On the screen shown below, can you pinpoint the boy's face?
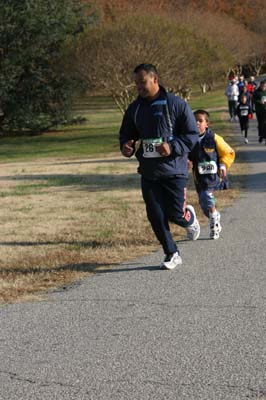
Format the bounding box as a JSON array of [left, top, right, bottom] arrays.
[[195, 113, 208, 135]]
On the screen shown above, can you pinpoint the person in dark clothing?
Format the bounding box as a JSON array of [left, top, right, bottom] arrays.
[[238, 86, 251, 108], [189, 110, 235, 240], [237, 75, 246, 94], [236, 94, 253, 143], [247, 76, 257, 112], [119, 63, 200, 270], [253, 80, 266, 144]]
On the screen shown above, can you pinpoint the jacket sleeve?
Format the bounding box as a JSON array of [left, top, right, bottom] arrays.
[[214, 133, 235, 170], [170, 100, 199, 156], [224, 86, 230, 96], [119, 107, 140, 152]]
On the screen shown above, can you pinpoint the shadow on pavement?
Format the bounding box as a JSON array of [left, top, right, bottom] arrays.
[[96, 265, 161, 273], [235, 147, 266, 164]]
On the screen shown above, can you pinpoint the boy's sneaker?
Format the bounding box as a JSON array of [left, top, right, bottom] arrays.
[[160, 252, 182, 270], [244, 138, 248, 144], [186, 205, 200, 240], [209, 211, 222, 240]]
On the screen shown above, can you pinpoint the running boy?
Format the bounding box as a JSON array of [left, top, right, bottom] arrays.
[[189, 110, 235, 239], [236, 93, 253, 144]]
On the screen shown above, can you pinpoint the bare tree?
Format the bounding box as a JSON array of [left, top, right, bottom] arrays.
[[65, 13, 233, 111]]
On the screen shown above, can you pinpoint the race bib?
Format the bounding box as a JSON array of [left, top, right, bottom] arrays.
[[142, 138, 163, 158], [198, 161, 218, 175], [240, 110, 248, 116]]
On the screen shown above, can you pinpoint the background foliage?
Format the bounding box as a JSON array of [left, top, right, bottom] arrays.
[[0, 0, 265, 132], [0, 0, 94, 132]]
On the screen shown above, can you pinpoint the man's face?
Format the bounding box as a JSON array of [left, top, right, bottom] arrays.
[[261, 83, 266, 91], [134, 70, 159, 99]]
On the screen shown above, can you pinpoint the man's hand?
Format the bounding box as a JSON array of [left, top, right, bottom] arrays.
[[156, 142, 171, 157], [122, 140, 135, 157]]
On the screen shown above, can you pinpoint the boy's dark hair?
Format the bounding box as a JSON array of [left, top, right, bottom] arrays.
[[240, 93, 247, 101], [194, 109, 210, 122], [134, 63, 158, 76]]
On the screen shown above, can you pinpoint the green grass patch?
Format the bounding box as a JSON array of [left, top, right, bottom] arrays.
[[0, 175, 92, 197], [188, 88, 232, 142], [0, 91, 229, 163], [0, 96, 122, 163], [189, 88, 227, 110]]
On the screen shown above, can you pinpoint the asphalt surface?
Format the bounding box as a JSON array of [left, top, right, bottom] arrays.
[[1, 119, 266, 400]]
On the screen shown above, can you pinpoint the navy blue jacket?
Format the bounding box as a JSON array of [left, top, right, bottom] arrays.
[[119, 86, 198, 179], [189, 128, 220, 191]]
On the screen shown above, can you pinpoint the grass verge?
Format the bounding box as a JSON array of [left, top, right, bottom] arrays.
[[0, 91, 248, 304]]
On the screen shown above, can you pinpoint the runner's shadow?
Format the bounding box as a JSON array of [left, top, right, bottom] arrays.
[[96, 265, 161, 273], [0, 262, 119, 275], [234, 147, 266, 164]]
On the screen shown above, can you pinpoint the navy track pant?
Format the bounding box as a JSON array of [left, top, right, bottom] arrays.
[[141, 176, 193, 255]]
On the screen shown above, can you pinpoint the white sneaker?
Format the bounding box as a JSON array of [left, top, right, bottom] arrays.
[[244, 138, 248, 144], [186, 205, 200, 240], [160, 252, 182, 270], [209, 211, 222, 240]]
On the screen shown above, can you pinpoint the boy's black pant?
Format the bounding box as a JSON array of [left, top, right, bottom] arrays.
[[141, 176, 192, 255], [239, 116, 249, 137]]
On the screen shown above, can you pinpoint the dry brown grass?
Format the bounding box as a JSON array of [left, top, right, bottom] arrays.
[[0, 145, 247, 304]]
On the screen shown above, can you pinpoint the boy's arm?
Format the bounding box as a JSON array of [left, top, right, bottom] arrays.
[[214, 133, 235, 173]]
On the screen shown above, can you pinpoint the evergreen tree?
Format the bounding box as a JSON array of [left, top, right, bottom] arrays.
[[0, 0, 94, 132]]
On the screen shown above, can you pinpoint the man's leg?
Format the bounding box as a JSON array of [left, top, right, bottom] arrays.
[[162, 177, 200, 240], [257, 112, 263, 141], [141, 177, 178, 256]]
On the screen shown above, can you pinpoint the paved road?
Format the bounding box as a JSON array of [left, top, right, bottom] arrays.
[[1, 120, 266, 400]]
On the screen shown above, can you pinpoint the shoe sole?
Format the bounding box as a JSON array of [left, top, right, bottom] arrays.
[[186, 205, 200, 241], [210, 234, 220, 240], [160, 265, 181, 270], [186, 219, 200, 240], [160, 260, 182, 270], [190, 220, 200, 241]]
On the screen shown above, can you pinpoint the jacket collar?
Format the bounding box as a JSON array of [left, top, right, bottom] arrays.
[[137, 85, 168, 104]]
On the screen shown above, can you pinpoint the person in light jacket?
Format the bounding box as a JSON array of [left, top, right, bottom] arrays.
[[224, 79, 239, 121]]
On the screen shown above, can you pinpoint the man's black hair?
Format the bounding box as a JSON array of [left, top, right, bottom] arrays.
[[134, 63, 158, 75]]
